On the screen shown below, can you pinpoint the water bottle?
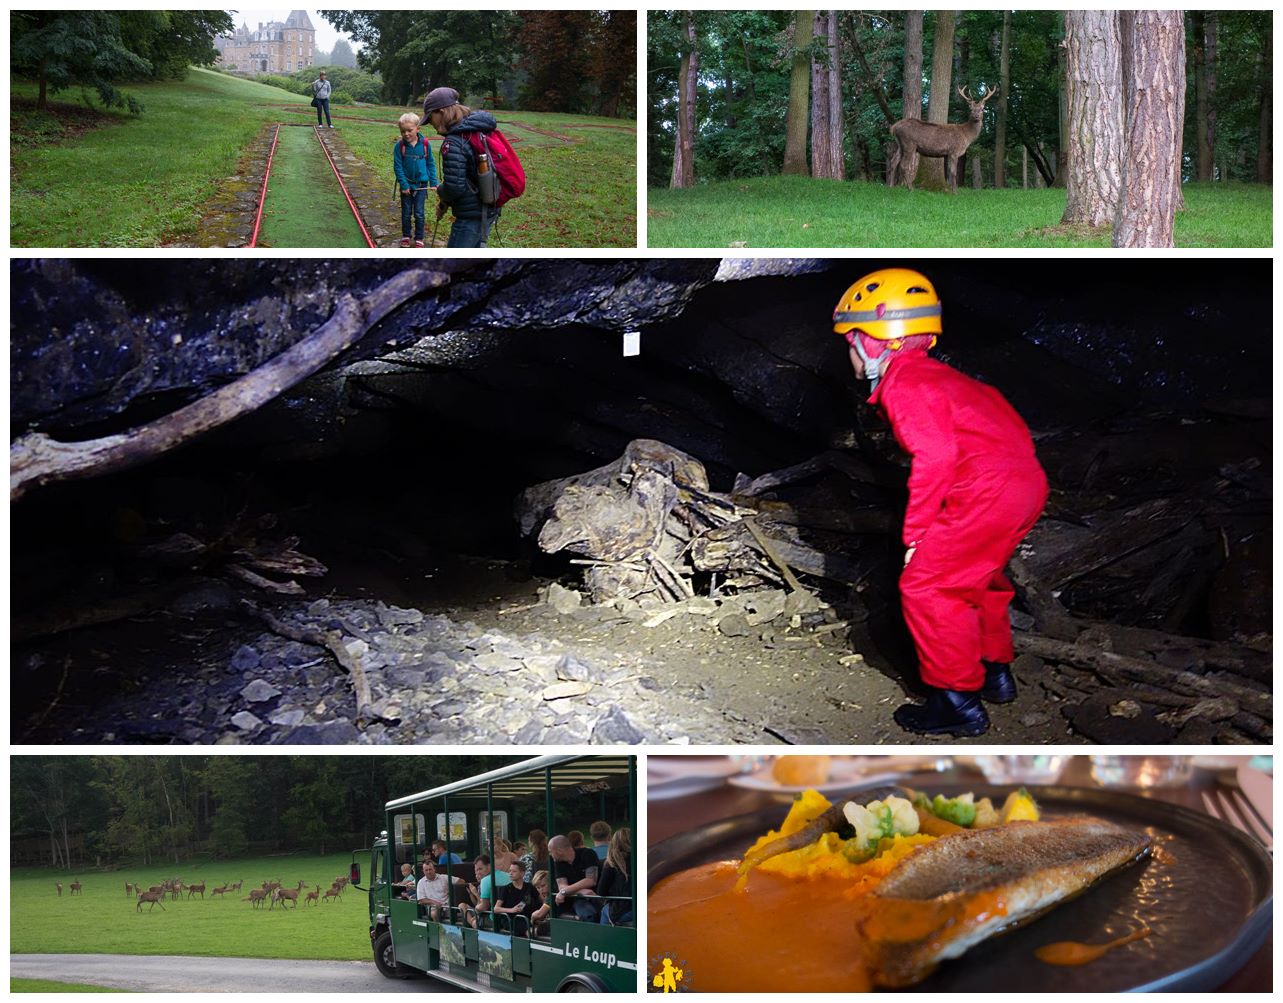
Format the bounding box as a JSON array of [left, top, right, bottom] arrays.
[[476, 151, 499, 206]]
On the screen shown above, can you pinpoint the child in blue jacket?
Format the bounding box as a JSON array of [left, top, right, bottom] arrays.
[[394, 113, 439, 247]]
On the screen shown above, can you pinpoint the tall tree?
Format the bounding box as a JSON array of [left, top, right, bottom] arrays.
[[591, 11, 637, 118], [1060, 11, 1124, 226], [1195, 12, 1218, 181], [670, 13, 698, 188], [810, 11, 844, 179], [1114, 11, 1186, 247], [1259, 19, 1272, 183], [898, 11, 924, 185], [993, 11, 1010, 186], [11, 12, 152, 113], [328, 38, 357, 69], [782, 10, 816, 174], [915, 10, 957, 190]]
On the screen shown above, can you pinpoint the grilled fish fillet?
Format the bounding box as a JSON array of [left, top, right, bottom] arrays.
[[861, 817, 1152, 987]]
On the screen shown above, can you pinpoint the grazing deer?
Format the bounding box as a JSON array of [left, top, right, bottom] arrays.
[[303, 888, 320, 906], [69, 880, 83, 895], [888, 85, 1000, 193], [137, 889, 167, 912], [245, 888, 269, 908], [211, 884, 229, 898], [187, 882, 206, 899], [56, 882, 62, 897]]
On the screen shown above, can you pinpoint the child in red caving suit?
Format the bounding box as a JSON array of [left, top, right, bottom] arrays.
[[832, 267, 1049, 737]]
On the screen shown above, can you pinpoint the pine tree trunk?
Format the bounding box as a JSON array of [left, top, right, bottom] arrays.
[[1052, 38, 1070, 186], [1194, 13, 1210, 181], [1061, 11, 1124, 226], [1022, 144, 1028, 188], [783, 10, 816, 175], [1114, 11, 1185, 247], [994, 12, 1010, 187], [1258, 20, 1272, 183], [670, 15, 697, 189], [971, 156, 982, 188], [808, 11, 843, 180], [899, 11, 924, 185], [37, 58, 48, 113], [1202, 14, 1217, 180], [915, 10, 956, 191]]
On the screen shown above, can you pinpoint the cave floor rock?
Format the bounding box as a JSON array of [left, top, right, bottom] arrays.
[[14, 557, 1091, 746]]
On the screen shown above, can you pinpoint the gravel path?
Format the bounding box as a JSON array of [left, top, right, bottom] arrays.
[[9, 953, 464, 993]]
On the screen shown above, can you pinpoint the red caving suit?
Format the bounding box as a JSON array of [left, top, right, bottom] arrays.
[[868, 352, 1048, 691]]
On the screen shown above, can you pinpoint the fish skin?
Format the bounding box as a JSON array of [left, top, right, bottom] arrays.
[[863, 817, 1152, 986]]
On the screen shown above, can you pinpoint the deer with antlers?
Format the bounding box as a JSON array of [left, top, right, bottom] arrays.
[[888, 84, 999, 193]]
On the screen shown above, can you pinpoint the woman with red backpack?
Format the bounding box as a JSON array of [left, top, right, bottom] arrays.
[[422, 86, 525, 248]]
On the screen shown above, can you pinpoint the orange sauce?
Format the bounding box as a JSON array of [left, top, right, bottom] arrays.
[[648, 860, 873, 991], [1035, 926, 1152, 966]]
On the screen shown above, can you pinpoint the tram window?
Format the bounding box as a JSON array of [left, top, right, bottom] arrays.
[[478, 811, 510, 848], [436, 812, 467, 854], [393, 813, 426, 864]]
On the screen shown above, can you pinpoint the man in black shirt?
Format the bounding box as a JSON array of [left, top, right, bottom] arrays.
[[494, 861, 543, 936], [548, 833, 600, 921]]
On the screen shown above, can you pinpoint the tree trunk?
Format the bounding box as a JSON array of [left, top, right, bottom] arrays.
[[1022, 144, 1028, 188], [1193, 12, 1209, 181], [971, 155, 982, 188], [1114, 11, 1186, 248], [915, 10, 956, 191], [1060, 11, 1124, 227], [899, 11, 924, 185], [810, 11, 844, 179], [670, 14, 697, 189], [1052, 37, 1070, 186], [783, 10, 816, 175], [1259, 19, 1272, 183], [37, 59, 48, 113], [994, 12, 1010, 187], [1203, 13, 1217, 180]]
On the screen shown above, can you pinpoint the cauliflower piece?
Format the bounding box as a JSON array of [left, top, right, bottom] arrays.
[[842, 795, 919, 861]]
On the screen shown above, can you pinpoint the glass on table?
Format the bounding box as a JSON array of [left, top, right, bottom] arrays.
[[973, 754, 1070, 784], [1090, 755, 1193, 789]]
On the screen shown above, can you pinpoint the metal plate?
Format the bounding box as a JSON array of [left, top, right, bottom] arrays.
[[648, 783, 1272, 992]]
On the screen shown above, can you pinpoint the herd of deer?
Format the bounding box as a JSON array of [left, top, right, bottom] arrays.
[[61, 875, 354, 912]]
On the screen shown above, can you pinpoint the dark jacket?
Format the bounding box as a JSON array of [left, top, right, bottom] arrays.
[[438, 111, 497, 220], [393, 134, 438, 190]]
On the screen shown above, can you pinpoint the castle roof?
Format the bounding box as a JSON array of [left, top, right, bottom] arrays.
[[285, 10, 314, 30]]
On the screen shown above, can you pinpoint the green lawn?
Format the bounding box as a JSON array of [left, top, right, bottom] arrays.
[[257, 125, 369, 248], [11, 69, 638, 248], [12, 979, 123, 993], [647, 176, 1272, 248], [322, 105, 638, 248], [11, 68, 309, 247], [11, 854, 368, 961]]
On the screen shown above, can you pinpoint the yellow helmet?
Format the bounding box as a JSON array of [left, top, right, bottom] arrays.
[[832, 268, 941, 347]]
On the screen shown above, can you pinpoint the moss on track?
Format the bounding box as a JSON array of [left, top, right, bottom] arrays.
[[255, 125, 369, 248]]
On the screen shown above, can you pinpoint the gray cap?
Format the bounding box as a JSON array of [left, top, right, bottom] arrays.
[[422, 87, 459, 115]]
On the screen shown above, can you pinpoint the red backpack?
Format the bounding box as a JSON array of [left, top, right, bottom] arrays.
[[466, 129, 526, 207]]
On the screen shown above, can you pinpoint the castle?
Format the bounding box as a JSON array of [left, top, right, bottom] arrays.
[[215, 11, 316, 75]]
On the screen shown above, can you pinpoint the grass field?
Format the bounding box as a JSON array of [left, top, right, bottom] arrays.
[[258, 125, 368, 248], [11, 68, 309, 246], [11, 68, 638, 247], [11, 854, 368, 961], [12, 979, 122, 992], [647, 176, 1272, 248]]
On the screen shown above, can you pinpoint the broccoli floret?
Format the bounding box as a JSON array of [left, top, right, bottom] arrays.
[[930, 793, 978, 827]]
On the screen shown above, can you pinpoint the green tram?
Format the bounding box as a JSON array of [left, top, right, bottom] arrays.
[[350, 755, 637, 992]]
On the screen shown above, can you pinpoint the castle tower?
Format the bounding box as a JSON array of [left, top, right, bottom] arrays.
[[214, 10, 317, 75]]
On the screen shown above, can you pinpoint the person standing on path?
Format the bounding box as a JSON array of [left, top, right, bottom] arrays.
[[311, 70, 332, 128], [832, 267, 1049, 738]]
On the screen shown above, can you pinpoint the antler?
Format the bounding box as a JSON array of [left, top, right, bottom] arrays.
[[981, 83, 1000, 103], [957, 85, 972, 101]]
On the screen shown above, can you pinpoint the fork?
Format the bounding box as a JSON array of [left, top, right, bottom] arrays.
[[1202, 785, 1273, 853]]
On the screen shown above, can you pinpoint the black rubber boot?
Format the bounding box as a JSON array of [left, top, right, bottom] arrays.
[[893, 688, 989, 737], [981, 660, 1017, 704]]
